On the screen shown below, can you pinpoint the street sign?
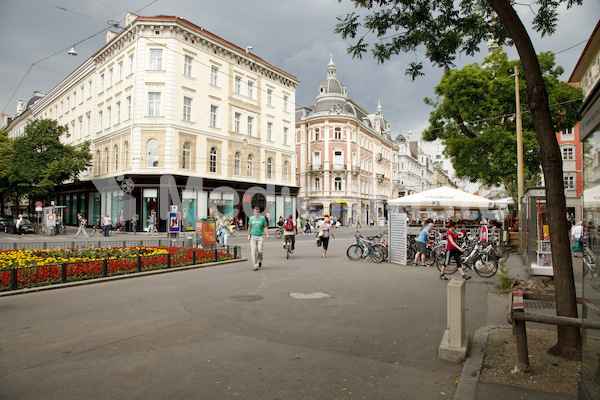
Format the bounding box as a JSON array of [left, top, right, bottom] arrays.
[[168, 212, 180, 233], [35, 201, 42, 207]]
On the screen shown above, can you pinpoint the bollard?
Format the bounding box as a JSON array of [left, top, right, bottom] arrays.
[[62, 263, 67, 283], [137, 256, 142, 272], [167, 253, 171, 268], [214, 248, 218, 262], [11, 268, 17, 290], [192, 249, 196, 265], [512, 290, 530, 372], [102, 259, 108, 277], [439, 278, 469, 362], [234, 246, 237, 259]]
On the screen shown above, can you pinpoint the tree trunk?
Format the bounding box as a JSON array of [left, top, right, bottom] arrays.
[[488, 0, 581, 360]]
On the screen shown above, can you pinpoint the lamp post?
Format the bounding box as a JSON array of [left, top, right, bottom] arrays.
[[509, 66, 524, 239]]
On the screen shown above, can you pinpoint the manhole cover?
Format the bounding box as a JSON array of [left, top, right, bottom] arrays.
[[230, 295, 264, 302]]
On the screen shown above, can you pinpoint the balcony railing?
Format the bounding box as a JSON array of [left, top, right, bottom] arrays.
[[352, 166, 360, 174], [376, 173, 385, 181]]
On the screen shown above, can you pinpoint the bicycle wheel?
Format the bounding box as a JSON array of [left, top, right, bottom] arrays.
[[473, 253, 498, 278], [346, 244, 363, 261], [286, 244, 290, 259], [407, 244, 416, 262], [276, 229, 283, 239], [60, 226, 66, 235], [497, 245, 509, 263], [424, 247, 436, 266], [89, 227, 96, 237], [370, 245, 385, 263], [436, 251, 458, 274], [376, 244, 388, 261]]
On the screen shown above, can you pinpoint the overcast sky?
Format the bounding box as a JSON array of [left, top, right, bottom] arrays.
[[2, 0, 599, 171]]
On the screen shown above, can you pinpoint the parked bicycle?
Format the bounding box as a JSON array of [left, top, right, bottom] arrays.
[[89, 223, 112, 237], [346, 232, 385, 263], [436, 240, 499, 278]]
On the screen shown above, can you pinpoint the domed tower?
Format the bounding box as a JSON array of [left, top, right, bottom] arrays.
[[314, 56, 348, 114]]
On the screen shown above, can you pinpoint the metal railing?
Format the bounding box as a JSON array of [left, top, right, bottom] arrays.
[[0, 245, 242, 292], [0, 238, 198, 251]]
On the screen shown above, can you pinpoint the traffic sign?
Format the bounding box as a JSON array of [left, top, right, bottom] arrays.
[[35, 201, 42, 207]]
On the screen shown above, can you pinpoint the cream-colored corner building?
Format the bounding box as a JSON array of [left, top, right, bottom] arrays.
[[295, 58, 399, 225], [3, 13, 299, 230]]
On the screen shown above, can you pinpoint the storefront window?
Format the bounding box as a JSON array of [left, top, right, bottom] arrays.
[[266, 195, 276, 227], [581, 128, 600, 398], [143, 189, 158, 231], [182, 190, 196, 231]]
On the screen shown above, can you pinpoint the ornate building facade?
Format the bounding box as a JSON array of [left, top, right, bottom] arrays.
[[2, 13, 299, 229], [295, 58, 399, 225]]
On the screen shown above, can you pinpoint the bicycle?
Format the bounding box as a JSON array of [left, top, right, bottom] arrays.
[[284, 235, 293, 259], [89, 223, 112, 237], [275, 226, 284, 239], [436, 241, 498, 278], [346, 232, 385, 263]]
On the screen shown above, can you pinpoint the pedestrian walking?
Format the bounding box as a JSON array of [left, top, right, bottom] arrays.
[[303, 219, 312, 234], [102, 214, 111, 236], [147, 209, 157, 235], [440, 221, 471, 280], [73, 213, 89, 238], [571, 220, 584, 257], [15, 214, 24, 238], [320, 217, 335, 258], [132, 215, 137, 235], [414, 222, 434, 266], [247, 206, 269, 271]]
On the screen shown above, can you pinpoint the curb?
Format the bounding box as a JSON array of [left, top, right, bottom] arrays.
[[454, 325, 490, 400], [0, 258, 247, 297]]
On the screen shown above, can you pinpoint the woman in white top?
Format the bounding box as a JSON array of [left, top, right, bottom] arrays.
[[571, 220, 584, 256]]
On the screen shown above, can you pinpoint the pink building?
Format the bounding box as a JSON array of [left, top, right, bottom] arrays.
[[295, 58, 399, 225]]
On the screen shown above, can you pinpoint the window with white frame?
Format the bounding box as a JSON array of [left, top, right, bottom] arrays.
[[267, 158, 272, 179], [313, 152, 321, 169], [77, 117, 82, 139], [108, 68, 113, 87], [100, 74, 104, 92], [183, 96, 193, 121], [88, 80, 93, 98], [334, 151, 343, 168], [247, 80, 255, 99], [315, 128, 320, 141], [85, 113, 90, 136], [334, 177, 342, 191], [283, 161, 289, 181], [105, 148, 109, 173], [563, 127, 573, 135], [234, 112, 241, 133], [564, 176, 575, 189], [267, 88, 273, 106], [283, 127, 289, 145], [79, 85, 84, 104], [234, 152, 241, 175], [210, 104, 218, 127], [247, 154, 253, 176], [117, 61, 123, 81], [283, 95, 289, 112], [148, 92, 161, 116], [96, 151, 101, 175], [209, 147, 217, 172], [183, 55, 193, 77], [267, 122, 273, 141], [66, 95, 70, 111], [106, 105, 111, 127], [147, 139, 159, 167], [98, 110, 103, 131], [182, 142, 191, 169], [126, 96, 131, 120], [234, 75, 242, 94], [562, 147, 574, 160], [124, 141, 129, 168], [210, 65, 219, 86], [334, 127, 342, 139], [149, 49, 163, 70], [314, 177, 321, 191], [116, 101, 121, 124], [247, 116, 254, 136], [128, 53, 134, 75], [114, 145, 119, 170]]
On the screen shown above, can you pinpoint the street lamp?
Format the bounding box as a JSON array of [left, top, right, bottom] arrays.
[[508, 66, 524, 236]]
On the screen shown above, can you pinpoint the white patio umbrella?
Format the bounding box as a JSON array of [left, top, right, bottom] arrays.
[[387, 186, 496, 209]]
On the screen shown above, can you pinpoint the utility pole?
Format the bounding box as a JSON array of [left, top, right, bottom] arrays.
[[510, 66, 524, 247]]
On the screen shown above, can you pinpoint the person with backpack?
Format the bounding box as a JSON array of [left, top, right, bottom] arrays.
[[283, 214, 297, 253]]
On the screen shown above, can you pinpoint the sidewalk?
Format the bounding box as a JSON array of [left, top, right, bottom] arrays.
[[457, 251, 577, 400]]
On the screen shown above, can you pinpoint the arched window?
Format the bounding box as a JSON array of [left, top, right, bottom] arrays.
[[234, 152, 241, 175], [96, 150, 101, 175], [247, 154, 253, 177], [267, 158, 272, 179], [209, 147, 217, 172], [182, 142, 191, 169], [114, 145, 119, 170], [283, 161, 289, 181], [147, 139, 159, 167], [124, 141, 129, 169], [105, 148, 109, 173], [314, 177, 321, 191], [334, 177, 342, 191]]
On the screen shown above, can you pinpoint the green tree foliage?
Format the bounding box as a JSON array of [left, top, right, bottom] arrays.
[[335, 0, 584, 360], [4, 119, 92, 203], [421, 50, 583, 203]]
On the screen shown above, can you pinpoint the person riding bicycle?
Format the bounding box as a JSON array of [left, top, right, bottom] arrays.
[[440, 221, 471, 280], [414, 222, 434, 266], [283, 214, 297, 253]]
